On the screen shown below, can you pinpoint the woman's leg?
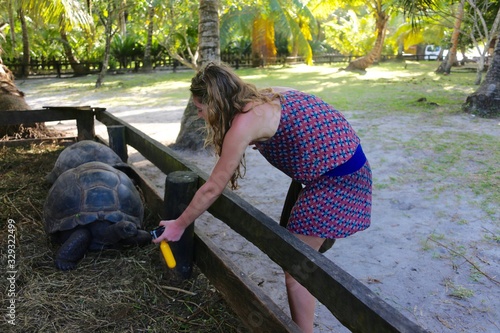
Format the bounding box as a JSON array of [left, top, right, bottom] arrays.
[[285, 234, 325, 333]]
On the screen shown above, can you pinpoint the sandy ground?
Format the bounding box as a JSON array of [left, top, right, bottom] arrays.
[[21, 74, 499, 333]]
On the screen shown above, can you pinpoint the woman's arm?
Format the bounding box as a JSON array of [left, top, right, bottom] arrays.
[[153, 112, 262, 243]]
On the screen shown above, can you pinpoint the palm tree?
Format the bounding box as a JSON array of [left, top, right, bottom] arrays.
[[198, 0, 220, 66], [276, 0, 317, 64], [462, 0, 500, 85], [14, 0, 93, 77], [221, 0, 316, 66], [142, 3, 155, 72], [344, 0, 391, 72], [172, 0, 220, 150], [344, 0, 448, 72], [57, 2, 94, 76], [463, 31, 500, 117], [18, 5, 30, 78], [1, 0, 92, 138], [435, 0, 465, 74], [59, 13, 93, 76]]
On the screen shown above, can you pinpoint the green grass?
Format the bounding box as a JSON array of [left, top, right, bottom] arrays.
[[404, 130, 500, 217], [239, 61, 476, 114], [444, 279, 475, 299], [25, 61, 476, 115]]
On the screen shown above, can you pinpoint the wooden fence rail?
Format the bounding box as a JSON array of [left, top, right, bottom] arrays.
[[0, 107, 430, 333], [4, 53, 363, 78]]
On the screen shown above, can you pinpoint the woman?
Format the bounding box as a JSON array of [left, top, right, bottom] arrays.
[[153, 62, 372, 332]]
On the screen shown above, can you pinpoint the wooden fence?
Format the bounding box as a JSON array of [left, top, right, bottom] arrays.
[[4, 53, 363, 78], [0, 107, 430, 333]]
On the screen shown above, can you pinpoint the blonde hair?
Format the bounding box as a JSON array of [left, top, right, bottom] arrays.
[[190, 62, 278, 189]]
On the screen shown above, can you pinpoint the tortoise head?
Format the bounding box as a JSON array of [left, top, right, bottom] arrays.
[[90, 221, 138, 249]]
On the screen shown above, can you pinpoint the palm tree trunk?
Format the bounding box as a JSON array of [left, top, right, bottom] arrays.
[[60, 16, 89, 77], [19, 8, 30, 78], [142, 6, 155, 73], [172, 0, 219, 150], [345, 8, 389, 72], [447, 0, 464, 68], [197, 0, 220, 65], [436, 0, 464, 74], [8, 1, 16, 53], [463, 33, 500, 117], [118, 1, 127, 37]]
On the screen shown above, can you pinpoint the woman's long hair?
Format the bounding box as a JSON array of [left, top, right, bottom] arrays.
[[190, 62, 277, 189]]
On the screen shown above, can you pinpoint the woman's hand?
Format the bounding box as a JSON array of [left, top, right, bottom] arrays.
[[152, 220, 186, 243]]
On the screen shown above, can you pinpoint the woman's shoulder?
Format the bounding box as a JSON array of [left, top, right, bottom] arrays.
[[235, 99, 281, 142]]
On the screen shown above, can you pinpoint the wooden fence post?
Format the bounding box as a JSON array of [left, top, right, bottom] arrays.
[[76, 107, 95, 141], [163, 171, 198, 280], [107, 125, 128, 162]]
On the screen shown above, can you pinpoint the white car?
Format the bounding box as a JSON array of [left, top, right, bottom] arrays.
[[424, 45, 442, 60]]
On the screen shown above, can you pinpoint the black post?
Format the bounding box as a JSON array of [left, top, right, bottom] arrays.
[[163, 171, 198, 280], [107, 125, 128, 162]]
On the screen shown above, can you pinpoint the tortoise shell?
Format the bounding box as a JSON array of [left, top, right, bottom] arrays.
[[43, 161, 144, 235], [46, 140, 126, 184]]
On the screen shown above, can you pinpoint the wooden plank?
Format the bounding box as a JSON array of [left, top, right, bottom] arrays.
[[194, 227, 302, 333], [107, 125, 128, 162], [0, 108, 81, 125], [76, 108, 95, 141], [95, 110, 199, 175]]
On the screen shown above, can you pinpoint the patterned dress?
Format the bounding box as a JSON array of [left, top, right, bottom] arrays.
[[254, 90, 372, 239]]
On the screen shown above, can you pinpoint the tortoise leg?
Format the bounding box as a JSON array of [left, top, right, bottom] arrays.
[[55, 228, 91, 271], [120, 229, 152, 247]]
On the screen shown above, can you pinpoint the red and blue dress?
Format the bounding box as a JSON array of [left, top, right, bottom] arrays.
[[254, 90, 372, 239]]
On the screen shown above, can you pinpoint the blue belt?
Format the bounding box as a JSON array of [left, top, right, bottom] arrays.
[[324, 144, 367, 177]]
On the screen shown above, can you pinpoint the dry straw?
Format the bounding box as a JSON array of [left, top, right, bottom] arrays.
[[1, 143, 243, 333]]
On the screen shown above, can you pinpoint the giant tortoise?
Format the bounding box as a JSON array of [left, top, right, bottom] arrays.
[[43, 161, 151, 270], [46, 140, 128, 184]]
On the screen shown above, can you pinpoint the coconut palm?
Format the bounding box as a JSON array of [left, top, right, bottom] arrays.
[[172, 0, 220, 150], [461, 0, 500, 85], [142, 2, 156, 72], [343, 0, 448, 72], [435, 0, 465, 74], [221, 0, 317, 66], [1, 0, 92, 138], [463, 30, 500, 117], [343, 0, 392, 72], [13, 0, 93, 77]]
